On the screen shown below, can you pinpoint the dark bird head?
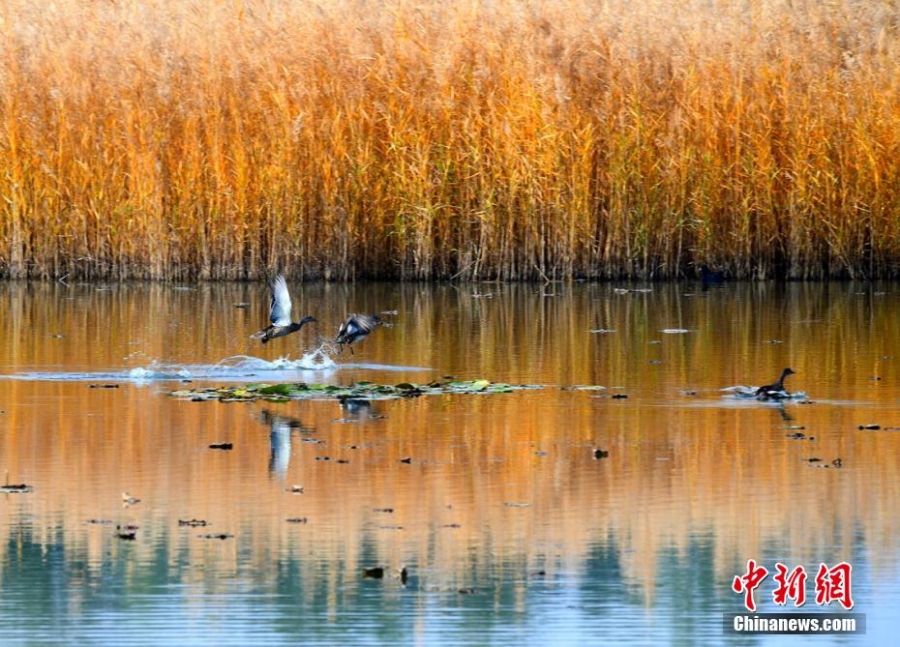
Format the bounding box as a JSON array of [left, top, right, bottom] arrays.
[[284, 316, 316, 335]]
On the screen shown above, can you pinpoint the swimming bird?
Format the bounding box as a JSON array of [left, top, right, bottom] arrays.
[[699, 264, 725, 287], [755, 368, 796, 400], [335, 313, 383, 354], [251, 274, 316, 344]]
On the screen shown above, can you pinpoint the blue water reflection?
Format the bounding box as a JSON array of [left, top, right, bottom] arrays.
[[1, 281, 898, 645]]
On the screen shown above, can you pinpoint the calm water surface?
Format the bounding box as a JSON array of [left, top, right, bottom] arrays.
[[1, 280, 899, 646]]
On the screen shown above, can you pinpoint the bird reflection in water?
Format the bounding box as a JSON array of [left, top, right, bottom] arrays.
[[336, 396, 385, 423], [258, 410, 315, 481]]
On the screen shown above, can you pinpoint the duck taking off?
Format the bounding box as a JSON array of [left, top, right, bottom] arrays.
[[251, 274, 316, 344], [335, 314, 383, 354], [755, 368, 796, 400]]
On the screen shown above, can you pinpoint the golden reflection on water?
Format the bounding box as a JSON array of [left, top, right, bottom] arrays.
[[2, 280, 900, 615]]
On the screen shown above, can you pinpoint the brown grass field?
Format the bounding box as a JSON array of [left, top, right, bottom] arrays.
[[2, 0, 900, 280]]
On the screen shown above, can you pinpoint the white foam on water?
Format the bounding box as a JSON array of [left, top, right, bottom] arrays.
[[0, 343, 434, 383], [722, 386, 808, 401]]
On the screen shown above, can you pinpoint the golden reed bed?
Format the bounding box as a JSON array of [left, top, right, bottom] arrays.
[[2, 0, 900, 280]]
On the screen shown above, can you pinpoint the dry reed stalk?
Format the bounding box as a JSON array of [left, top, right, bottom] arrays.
[[2, 0, 900, 280]]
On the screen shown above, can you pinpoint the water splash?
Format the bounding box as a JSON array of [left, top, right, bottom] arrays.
[[0, 342, 436, 383], [215, 345, 338, 372], [1, 346, 340, 384], [722, 386, 808, 401]]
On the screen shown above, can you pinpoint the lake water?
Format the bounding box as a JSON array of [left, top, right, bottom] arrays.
[[1, 280, 898, 645]]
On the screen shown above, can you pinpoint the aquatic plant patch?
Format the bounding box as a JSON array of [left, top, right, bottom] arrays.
[[169, 379, 544, 402]]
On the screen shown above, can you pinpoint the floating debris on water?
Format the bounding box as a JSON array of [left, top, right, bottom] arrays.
[[286, 485, 304, 494], [89, 383, 119, 389], [1, 483, 34, 494], [362, 567, 385, 579], [116, 524, 139, 540], [593, 448, 609, 460], [179, 519, 211, 527], [858, 424, 881, 430], [122, 492, 140, 506], [198, 533, 233, 540], [286, 517, 308, 524], [808, 457, 844, 469], [209, 442, 233, 450]]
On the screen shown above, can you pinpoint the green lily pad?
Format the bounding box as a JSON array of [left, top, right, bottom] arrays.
[[258, 384, 295, 396]]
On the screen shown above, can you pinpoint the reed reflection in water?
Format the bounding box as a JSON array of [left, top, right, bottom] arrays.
[[1, 280, 898, 645]]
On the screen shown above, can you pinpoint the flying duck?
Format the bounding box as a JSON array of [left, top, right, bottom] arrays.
[[251, 274, 316, 344], [335, 314, 383, 354]]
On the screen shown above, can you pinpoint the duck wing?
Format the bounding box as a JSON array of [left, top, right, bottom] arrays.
[[353, 314, 382, 332], [336, 315, 359, 342], [268, 274, 294, 326]]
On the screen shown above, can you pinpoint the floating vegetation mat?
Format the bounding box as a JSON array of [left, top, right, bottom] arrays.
[[169, 379, 544, 403]]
